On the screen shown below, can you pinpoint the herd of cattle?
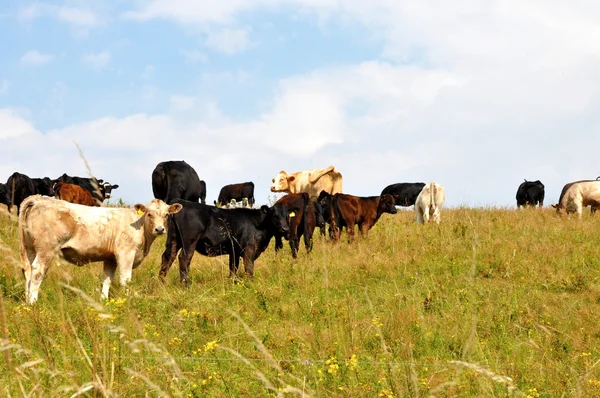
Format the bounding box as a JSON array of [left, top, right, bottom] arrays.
[[2, 160, 600, 304]]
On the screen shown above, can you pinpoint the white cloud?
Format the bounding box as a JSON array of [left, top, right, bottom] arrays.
[[204, 28, 255, 55], [0, 109, 38, 139], [169, 95, 195, 111], [82, 51, 111, 70], [20, 50, 53, 66]]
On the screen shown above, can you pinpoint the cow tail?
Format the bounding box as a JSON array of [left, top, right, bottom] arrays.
[[18, 197, 36, 269], [431, 183, 436, 207], [308, 165, 334, 184]]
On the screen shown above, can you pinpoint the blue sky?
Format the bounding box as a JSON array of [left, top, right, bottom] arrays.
[[1, 1, 600, 208]]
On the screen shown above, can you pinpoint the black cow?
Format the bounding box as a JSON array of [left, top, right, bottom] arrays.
[[6, 172, 55, 214], [215, 182, 255, 208], [317, 190, 340, 238], [516, 179, 545, 208], [55, 173, 119, 203], [380, 182, 426, 207], [159, 200, 290, 285], [151, 160, 206, 204], [0, 183, 9, 210], [32, 178, 54, 197]]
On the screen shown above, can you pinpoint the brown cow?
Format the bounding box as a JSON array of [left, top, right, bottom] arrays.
[[270, 165, 343, 200], [53, 182, 99, 206], [273, 193, 325, 258], [330, 193, 397, 241]]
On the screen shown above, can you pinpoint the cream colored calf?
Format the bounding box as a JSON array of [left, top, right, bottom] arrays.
[[415, 182, 445, 224]]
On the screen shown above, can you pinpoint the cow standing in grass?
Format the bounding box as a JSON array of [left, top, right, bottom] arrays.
[[415, 182, 445, 224], [516, 179, 545, 208], [19, 195, 182, 304], [330, 193, 397, 241], [552, 180, 600, 218], [270, 165, 343, 200]]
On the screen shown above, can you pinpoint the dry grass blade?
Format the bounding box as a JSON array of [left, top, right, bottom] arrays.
[[449, 360, 520, 394]]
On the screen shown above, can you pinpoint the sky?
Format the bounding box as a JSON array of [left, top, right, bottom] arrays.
[[1, 1, 600, 208]]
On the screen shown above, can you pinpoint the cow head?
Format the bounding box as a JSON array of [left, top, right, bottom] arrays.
[[551, 203, 566, 216], [134, 199, 183, 235], [99, 181, 119, 199], [270, 171, 293, 193], [263, 203, 290, 235], [380, 194, 398, 215]]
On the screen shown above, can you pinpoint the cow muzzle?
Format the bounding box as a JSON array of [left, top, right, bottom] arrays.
[[154, 226, 166, 234]]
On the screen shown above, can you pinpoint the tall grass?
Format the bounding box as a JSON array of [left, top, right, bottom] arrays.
[[1, 205, 600, 397]]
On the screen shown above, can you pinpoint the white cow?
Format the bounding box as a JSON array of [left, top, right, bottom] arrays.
[[19, 195, 182, 304], [270, 165, 343, 200], [552, 180, 600, 218], [415, 182, 445, 224]]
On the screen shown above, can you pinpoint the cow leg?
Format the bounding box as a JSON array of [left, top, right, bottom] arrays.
[[432, 206, 442, 224], [177, 244, 197, 287], [159, 231, 181, 281], [303, 230, 314, 253], [26, 253, 52, 304], [116, 252, 136, 295], [423, 206, 431, 223], [274, 234, 284, 253], [102, 260, 117, 300], [229, 252, 242, 277]]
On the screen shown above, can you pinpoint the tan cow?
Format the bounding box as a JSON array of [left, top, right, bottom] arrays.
[[552, 180, 600, 218], [19, 195, 182, 304], [415, 182, 445, 224], [270, 165, 343, 200]]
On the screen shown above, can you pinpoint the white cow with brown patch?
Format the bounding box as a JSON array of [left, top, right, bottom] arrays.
[[270, 165, 343, 200], [552, 180, 600, 218], [415, 182, 445, 224], [18, 195, 182, 304]]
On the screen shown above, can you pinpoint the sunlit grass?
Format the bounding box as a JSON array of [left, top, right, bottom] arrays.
[[1, 205, 600, 397]]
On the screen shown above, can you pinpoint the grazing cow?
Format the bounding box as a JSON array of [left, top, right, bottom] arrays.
[[330, 193, 397, 241], [270, 165, 343, 200], [18, 195, 182, 304], [55, 173, 119, 203], [415, 182, 445, 224], [274, 193, 325, 258], [53, 182, 98, 206], [215, 182, 255, 208], [0, 183, 9, 210], [552, 180, 600, 218], [151, 160, 206, 204], [159, 200, 290, 285], [380, 182, 426, 207], [516, 179, 545, 208]]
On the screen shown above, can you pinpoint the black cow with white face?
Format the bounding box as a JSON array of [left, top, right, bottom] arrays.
[[55, 173, 119, 204], [516, 179, 545, 208]]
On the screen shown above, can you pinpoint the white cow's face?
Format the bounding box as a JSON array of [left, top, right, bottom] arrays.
[[270, 171, 293, 192], [135, 199, 182, 235]]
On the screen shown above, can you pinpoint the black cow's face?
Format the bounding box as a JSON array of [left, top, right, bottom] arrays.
[[264, 203, 290, 235], [101, 182, 119, 199], [381, 194, 397, 214], [313, 201, 326, 228]]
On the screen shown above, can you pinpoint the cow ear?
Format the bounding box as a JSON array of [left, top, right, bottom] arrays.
[[97, 179, 104, 184], [261, 205, 269, 213], [112, 184, 119, 189], [287, 175, 295, 182], [168, 203, 183, 214], [134, 204, 146, 215]]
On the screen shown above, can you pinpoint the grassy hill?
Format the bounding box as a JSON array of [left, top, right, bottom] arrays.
[[1, 205, 599, 397]]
